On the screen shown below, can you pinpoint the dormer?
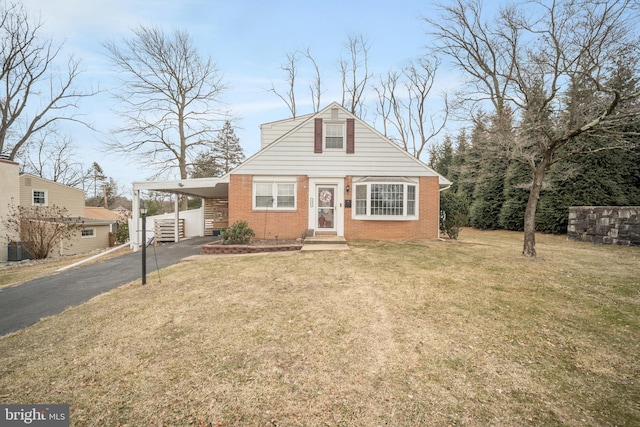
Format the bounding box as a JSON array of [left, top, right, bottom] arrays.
[[314, 107, 355, 154]]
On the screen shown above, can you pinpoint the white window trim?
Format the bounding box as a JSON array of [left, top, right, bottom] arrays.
[[81, 228, 96, 238], [324, 121, 345, 150], [352, 179, 419, 221], [252, 177, 297, 211], [32, 189, 48, 206]]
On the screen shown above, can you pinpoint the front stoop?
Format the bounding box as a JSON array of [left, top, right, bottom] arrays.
[[301, 236, 350, 251]]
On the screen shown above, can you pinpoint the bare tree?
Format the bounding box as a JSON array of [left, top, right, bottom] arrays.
[[375, 70, 407, 148], [19, 128, 85, 188], [3, 204, 83, 259], [103, 26, 228, 208], [305, 48, 322, 113], [0, 2, 94, 160], [428, 0, 640, 257], [269, 48, 322, 117], [269, 51, 298, 118], [340, 34, 372, 117], [374, 58, 449, 159]]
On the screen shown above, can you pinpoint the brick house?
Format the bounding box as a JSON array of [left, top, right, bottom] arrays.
[[230, 102, 450, 240], [132, 102, 451, 244]]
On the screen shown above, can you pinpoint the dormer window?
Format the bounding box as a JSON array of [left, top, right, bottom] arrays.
[[325, 123, 344, 149], [314, 116, 355, 154]]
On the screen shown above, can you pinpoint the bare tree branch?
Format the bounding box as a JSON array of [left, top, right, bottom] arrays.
[[0, 2, 96, 160], [304, 48, 322, 113], [268, 50, 298, 118], [340, 34, 372, 117], [18, 127, 85, 188], [374, 58, 449, 159], [103, 26, 228, 199]]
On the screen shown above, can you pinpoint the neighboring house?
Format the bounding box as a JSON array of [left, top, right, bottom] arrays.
[[132, 102, 451, 243], [0, 159, 21, 261], [18, 174, 117, 257], [0, 164, 117, 261], [85, 207, 126, 232]]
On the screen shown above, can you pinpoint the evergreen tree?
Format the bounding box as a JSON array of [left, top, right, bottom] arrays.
[[212, 120, 245, 174], [498, 161, 530, 231], [190, 151, 224, 178], [86, 162, 106, 199], [428, 135, 454, 178], [537, 59, 640, 234], [469, 111, 512, 229]]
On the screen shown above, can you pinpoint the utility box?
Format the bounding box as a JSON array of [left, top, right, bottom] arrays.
[[7, 242, 32, 261]]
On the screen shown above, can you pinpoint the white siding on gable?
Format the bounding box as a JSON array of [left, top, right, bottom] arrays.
[[239, 117, 447, 180], [260, 114, 314, 148]]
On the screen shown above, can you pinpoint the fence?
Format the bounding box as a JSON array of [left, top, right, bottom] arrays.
[[567, 206, 639, 246], [128, 207, 204, 247]]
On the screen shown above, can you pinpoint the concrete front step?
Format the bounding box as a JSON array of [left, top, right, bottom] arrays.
[[303, 236, 347, 244], [302, 236, 349, 251]]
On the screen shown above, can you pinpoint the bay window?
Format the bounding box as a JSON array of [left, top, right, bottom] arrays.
[[353, 178, 418, 219]]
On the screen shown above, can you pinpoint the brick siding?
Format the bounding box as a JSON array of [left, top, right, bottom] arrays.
[[344, 176, 440, 240], [229, 174, 441, 241], [229, 175, 310, 240]]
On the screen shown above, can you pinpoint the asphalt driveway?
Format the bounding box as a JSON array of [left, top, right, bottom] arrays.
[[0, 236, 216, 337]]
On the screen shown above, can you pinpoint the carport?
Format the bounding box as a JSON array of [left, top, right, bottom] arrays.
[[131, 177, 229, 251]]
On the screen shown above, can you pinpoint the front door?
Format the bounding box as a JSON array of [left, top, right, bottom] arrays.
[[317, 186, 336, 231]]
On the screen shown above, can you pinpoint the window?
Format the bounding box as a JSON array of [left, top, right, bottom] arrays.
[[353, 180, 418, 219], [32, 190, 47, 206], [253, 180, 296, 209], [81, 228, 95, 238], [325, 123, 344, 149]]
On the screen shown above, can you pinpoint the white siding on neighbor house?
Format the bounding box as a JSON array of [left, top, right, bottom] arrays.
[[238, 105, 447, 181], [260, 114, 313, 149]]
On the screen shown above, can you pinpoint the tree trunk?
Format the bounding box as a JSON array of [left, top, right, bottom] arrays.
[[522, 156, 551, 257]]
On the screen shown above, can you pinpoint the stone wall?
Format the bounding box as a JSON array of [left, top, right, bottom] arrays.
[[567, 206, 640, 246]]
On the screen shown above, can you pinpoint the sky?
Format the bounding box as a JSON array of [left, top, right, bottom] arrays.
[[19, 0, 458, 192]]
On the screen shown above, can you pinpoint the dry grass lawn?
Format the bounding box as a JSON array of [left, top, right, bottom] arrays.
[[0, 229, 638, 426]]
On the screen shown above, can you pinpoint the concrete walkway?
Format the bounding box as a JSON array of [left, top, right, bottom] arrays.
[[0, 236, 215, 337]]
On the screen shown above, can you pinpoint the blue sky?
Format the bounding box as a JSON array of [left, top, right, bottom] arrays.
[[21, 0, 457, 189]]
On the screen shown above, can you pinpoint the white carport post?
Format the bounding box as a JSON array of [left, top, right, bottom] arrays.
[[174, 195, 180, 243], [132, 188, 141, 252]]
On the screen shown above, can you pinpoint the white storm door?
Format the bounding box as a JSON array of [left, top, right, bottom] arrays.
[[317, 186, 337, 231]]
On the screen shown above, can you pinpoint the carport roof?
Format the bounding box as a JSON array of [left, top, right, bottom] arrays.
[[132, 176, 229, 199]]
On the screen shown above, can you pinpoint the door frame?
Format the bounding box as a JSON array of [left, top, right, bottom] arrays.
[[308, 178, 345, 236]]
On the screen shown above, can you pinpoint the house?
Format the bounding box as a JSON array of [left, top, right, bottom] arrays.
[[0, 158, 21, 261], [131, 102, 451, 244], [0, 160, 117, 261]]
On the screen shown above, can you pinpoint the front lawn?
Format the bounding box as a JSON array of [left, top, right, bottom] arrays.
[[0, 229, 638, 426]]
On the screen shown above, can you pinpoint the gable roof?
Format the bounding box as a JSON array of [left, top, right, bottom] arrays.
[[19, 173, 85, 194], [231, 102, 451, 186], [84, 207, 125, 220]]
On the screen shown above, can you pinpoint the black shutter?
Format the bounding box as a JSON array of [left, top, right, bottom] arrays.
[[314, 118, 323, 153], [346, 118, 355, 154]]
